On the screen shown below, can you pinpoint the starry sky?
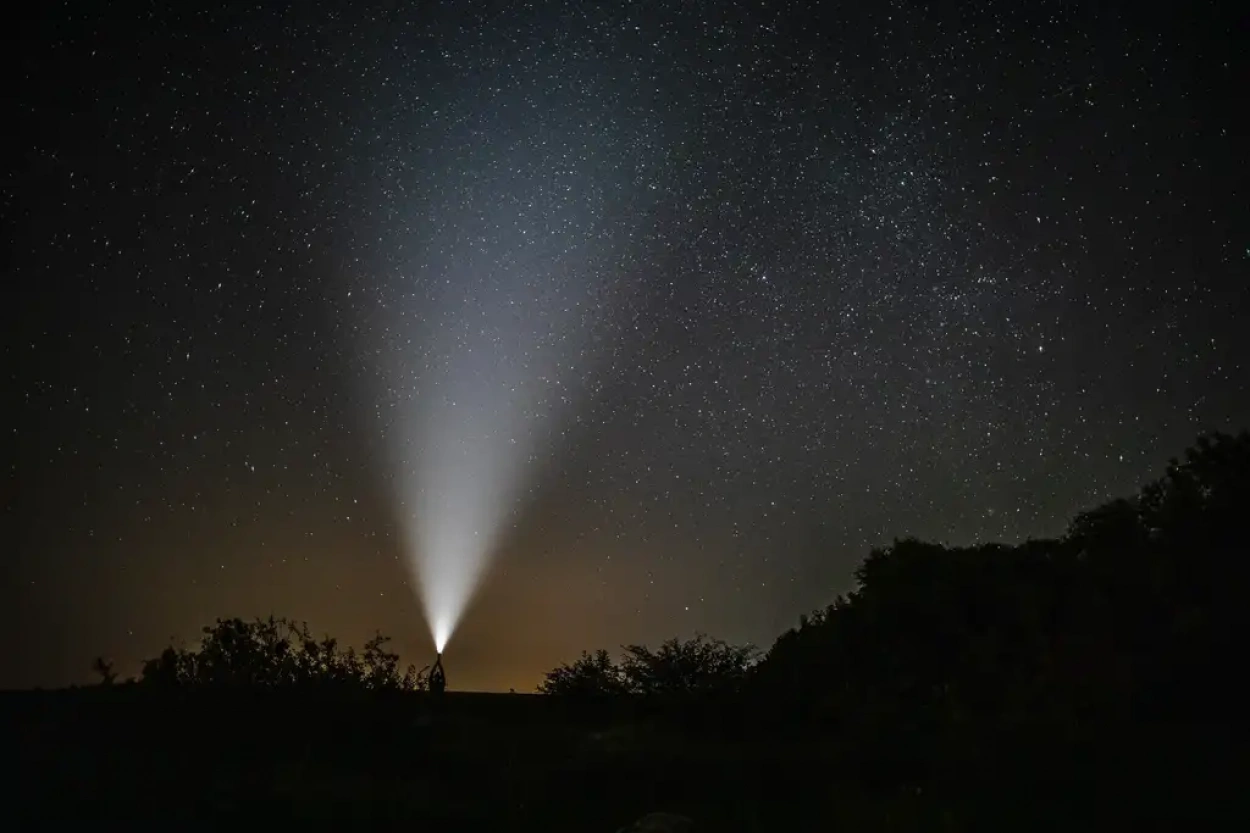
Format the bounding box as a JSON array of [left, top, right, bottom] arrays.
[[7, 1, 1246, 692]]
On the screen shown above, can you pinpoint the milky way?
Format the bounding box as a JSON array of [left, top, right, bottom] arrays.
[[9, 2, 1246, 690]]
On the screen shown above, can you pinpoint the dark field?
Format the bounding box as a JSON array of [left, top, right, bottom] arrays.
[[7, 687, 844, 830], [6, 686, 1242, 831]]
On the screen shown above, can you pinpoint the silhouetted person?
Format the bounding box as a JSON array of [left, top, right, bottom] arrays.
[[429, 653, 446, 697]]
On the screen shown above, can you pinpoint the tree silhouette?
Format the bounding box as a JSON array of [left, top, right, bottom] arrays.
[[50, 430, 1249, 828], [746, 430, 1250, 808]]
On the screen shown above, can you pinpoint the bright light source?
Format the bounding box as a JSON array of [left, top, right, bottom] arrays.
[[432, 616, 450, 654]]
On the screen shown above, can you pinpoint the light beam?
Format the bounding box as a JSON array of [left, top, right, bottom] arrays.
[[406, 308, 559, 652], [377, 238, 607, 653], [361, 72, 674, 652]]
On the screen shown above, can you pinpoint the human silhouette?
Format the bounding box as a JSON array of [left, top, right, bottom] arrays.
[[429, 652, 446, 696]]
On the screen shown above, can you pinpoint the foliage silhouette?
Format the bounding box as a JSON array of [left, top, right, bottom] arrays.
[[30, 431, 1246, 827], [537, 648, 628, 697], [539, 634, 757, 698], [744, 430, 1249, 819], [531, 431, 1248, 824], [138, 616, 428, 693], [620, 634, 758, 696]]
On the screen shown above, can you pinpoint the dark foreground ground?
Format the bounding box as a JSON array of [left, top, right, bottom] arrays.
[[4, 686, 1243, 830], [5, 687, 835, 831]]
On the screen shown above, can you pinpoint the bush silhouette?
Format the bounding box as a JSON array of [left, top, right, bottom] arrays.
[[540, 634, 757, 698], [59, 431, 1246, 827], [138, 616, 428, 693], [538, 648, 628, 697]]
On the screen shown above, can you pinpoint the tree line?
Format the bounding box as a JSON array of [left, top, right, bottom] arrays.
[[537, 430, 1246, 820], [541, 430, 1246, 727], [83, 430, 1245, 824], [104, 429, 1246, 739]]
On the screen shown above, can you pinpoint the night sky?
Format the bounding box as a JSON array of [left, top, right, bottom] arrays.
[[7, 1, 1246, 692]]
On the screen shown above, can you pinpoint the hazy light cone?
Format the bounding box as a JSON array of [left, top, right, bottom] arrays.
[[377, 175, 632, 651], [410, 394, 532, 653], [393, 282, 566, 653]]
